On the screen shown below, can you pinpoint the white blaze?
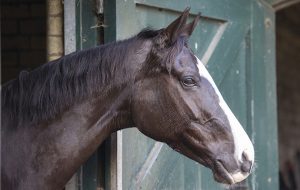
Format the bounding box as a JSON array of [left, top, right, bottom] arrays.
[[195, 57, 254, 182]]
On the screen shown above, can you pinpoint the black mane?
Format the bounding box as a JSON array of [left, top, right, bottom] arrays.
[[137, 28, 161, 39], [1, 30, 157, 126]]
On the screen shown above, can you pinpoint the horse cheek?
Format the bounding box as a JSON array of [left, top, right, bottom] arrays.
[[131, 88, 164, 141]]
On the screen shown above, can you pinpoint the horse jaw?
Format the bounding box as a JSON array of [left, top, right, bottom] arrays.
[[195, 56, 255, 183]]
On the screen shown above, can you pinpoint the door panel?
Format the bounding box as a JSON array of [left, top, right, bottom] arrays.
[[103, 0, 278, 189]]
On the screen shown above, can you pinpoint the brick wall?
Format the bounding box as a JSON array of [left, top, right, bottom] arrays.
[[1, 0, 47, 83], [277, 3, 300, 189]]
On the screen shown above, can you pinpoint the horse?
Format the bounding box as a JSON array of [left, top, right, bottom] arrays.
[[1, 8, 254, 190]]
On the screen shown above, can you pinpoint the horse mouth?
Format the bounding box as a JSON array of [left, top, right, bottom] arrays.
[[213, 161, 235, 185]]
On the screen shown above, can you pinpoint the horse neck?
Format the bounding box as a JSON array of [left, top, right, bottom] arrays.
[[6, 89, 133, 189]]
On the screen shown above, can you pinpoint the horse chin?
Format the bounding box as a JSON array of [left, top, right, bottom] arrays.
[[213, 161, 235, 184], [212, 161, 250, 185]]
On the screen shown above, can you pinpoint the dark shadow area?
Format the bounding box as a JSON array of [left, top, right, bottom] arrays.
[[276, 3, 300, 190], [1, 0, 47, 83]]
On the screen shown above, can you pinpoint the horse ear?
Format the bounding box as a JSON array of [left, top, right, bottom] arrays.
[[181, 13, 201, 37], [164, 7, 190, 44]]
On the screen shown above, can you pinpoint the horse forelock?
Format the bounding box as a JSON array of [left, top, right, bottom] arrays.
[[163, 36, 186, 73], [143, 34, 187, 75]]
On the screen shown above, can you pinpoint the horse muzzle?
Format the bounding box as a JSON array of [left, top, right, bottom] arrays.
[[213, 149, 254, 184]]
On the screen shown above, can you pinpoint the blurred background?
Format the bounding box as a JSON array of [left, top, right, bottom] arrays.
[[277, 3, 300, 190]]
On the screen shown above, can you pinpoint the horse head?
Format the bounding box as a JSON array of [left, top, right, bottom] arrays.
[[132, 8, 254, 184]]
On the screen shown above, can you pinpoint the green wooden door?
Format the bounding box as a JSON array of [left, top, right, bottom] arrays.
[[104, 0, 278, 189]]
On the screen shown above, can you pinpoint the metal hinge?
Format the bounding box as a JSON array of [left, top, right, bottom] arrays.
[[95, 0, 103, 14], [91, 0, 107, 29]]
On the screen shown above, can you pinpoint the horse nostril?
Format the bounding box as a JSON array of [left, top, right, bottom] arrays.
[[241, 160, 252, 173], [241, 150, 253, 173]]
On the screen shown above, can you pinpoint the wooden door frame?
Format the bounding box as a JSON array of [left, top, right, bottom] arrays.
[[249, 1, 278, 189], [262, 0, 300, 11]]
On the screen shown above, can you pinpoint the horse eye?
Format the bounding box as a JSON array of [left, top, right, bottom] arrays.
[[182, 77, 196, 87]]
